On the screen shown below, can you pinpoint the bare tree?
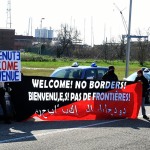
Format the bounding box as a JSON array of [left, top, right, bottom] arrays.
[[136, 29, 148, 66], [55, 24, 81, 58]]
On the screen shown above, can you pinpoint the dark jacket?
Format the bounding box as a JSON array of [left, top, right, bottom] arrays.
[[134, 75, 149, 97], [102, 70, 118, 81]]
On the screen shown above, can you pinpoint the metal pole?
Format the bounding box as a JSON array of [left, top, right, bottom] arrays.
[[125, 0, 132, 78], [40, 18, 45, 55]]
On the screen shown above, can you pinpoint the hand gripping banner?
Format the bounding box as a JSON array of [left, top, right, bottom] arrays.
[[8, 76, 142, 121]]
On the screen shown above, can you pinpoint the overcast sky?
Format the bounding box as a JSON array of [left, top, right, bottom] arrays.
[[0, 0, 150, 45]]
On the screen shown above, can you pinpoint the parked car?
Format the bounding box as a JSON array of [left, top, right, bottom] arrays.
[[50, 62, 109, 80], [123, 68, 150, 104]]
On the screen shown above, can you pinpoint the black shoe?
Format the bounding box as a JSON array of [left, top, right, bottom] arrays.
[[143, 115, 149, 120]]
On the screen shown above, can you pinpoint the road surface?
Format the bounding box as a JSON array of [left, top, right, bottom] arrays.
[[0, 105, 150, 150]]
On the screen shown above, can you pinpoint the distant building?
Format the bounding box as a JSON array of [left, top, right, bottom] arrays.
[[0, 29, 15, 50], [14, 35, 33, 50], [35, 28, 54, 39], [0, 28, 54, 51]]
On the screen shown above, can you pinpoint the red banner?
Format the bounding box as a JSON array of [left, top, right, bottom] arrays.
[[8, 76, 142, 121], [29, 81, 142, 121]]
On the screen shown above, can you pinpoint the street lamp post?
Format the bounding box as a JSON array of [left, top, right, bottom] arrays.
[[39, 18, 45, 54], [125, 0, 132, 78]]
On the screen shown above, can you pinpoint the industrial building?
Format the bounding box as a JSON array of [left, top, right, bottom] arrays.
[[0, 29, 15, 50], [14, 35, 33, 50], [0, 29, 34, 50], [35, 28, 54, 39]]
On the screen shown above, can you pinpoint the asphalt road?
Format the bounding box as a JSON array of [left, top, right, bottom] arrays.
[[0, 105, 150, 150]]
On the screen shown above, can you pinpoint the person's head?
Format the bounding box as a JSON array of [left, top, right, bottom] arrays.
[[137, 70, 143, 77], [108, 65, 115, 71]]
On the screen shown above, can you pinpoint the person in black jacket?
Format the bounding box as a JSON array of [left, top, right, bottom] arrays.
[[0, 82, 11, 124], [102, 65, 118, 81], [134, 70, 149, 120]]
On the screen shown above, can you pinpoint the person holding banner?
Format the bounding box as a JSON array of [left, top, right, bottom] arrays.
[[102, 65, 118, 81], [134, 70, 149, 120], [0, 82, 11, 124]]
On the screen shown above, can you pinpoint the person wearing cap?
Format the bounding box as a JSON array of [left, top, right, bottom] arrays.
[[134, 70, 149, 120], [102, 65, 118, 81]]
